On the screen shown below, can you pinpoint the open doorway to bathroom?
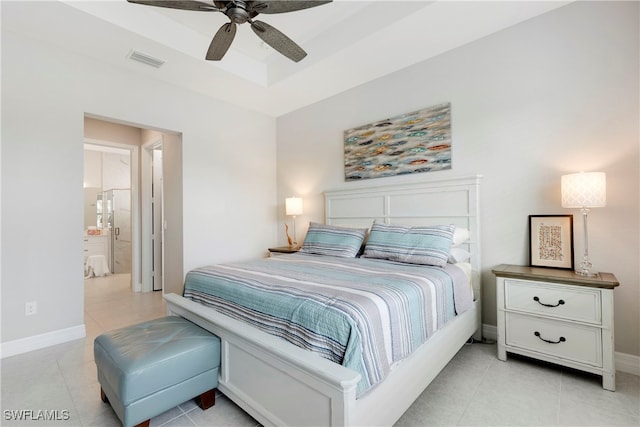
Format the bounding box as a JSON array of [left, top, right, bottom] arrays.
[[83, 114, 183, 301], [83, 117, 142, 294], [83, 143, 133, 288]]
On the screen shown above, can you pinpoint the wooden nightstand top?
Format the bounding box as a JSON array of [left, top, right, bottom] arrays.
[[492, 264, 619, 289], [268, 246, 300, 254]]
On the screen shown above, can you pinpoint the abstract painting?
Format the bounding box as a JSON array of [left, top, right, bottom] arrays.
[[344, 103, 451, 181]]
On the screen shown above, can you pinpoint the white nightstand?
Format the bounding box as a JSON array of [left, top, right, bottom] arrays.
[[493, 264, 619, 391]]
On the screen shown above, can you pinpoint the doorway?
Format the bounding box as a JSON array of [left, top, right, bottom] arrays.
[[83, 114, 183, 299], [83, 143, 135, 288]]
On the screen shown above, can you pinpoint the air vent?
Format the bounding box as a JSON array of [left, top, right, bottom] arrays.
[[127, 50, 165, 68]]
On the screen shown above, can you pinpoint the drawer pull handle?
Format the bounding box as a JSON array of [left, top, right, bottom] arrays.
[[533, 296, 565, 308], [534, 331, 566, 344]]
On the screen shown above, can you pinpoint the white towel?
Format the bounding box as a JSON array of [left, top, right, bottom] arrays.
[[85, 255, 110, 277]]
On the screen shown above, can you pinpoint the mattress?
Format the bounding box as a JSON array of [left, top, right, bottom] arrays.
[[183, 253, 473, 397]]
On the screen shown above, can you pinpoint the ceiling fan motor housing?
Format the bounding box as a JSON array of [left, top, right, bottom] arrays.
[[227, 1, 250, 24]]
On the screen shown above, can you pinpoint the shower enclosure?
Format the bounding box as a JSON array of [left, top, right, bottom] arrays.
[[98, 189, 132, 274]]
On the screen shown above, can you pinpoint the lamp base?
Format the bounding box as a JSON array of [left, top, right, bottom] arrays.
[[284, 222, 297, 247], [574, 209, 599, 278], [575, 269, 599, 278], [575, 259, 598, 277]]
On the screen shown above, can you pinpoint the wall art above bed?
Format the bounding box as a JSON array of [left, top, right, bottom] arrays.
[[344, 102, 452, 181]]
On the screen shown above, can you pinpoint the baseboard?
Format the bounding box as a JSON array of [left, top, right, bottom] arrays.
[[615, 351, 640, 376], [0, 324, 86, 359], [481, 323, 639, 376], [482, 323, 497, 341]]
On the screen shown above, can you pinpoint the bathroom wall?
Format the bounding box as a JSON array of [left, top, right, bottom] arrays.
[[82, 148, 131, 229], [83, 149, 102, 228], [83, 147, 132, 274]]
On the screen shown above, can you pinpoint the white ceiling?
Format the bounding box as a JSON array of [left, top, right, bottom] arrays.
[[3, 0, 572, 117]]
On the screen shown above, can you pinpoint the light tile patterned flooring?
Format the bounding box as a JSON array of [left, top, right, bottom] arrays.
[[1, 274, 638, 426]]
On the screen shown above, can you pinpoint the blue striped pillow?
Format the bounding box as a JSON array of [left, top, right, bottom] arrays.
[[362, 222, 455, 267], [299, 222, 367, 258]]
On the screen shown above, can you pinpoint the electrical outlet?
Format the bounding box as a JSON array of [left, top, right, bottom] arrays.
[[25, 301, 37, 316]]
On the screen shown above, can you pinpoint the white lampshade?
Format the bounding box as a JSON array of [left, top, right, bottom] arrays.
[[285, 197, 303, 216], [561, 172, 606, 208]]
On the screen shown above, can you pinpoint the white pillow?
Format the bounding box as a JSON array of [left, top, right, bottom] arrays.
[[448, 247, 471, 263], [452, 227, 471, 247]]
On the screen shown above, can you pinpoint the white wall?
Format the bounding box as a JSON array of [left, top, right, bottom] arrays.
[[1, 26, 277, 348], [276, 2, 640, 357]]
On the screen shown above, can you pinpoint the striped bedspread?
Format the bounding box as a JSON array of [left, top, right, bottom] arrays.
[[183, 253, 473, 397]]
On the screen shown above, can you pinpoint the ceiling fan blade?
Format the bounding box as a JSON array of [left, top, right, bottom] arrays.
[[251, 20, 306, 62], [250, 1, 331, 14], [126, 0, 221, 12], [206, 22, 237, 60]]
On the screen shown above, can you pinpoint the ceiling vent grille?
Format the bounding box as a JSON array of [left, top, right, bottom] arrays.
[[127, 50, 165, 68]]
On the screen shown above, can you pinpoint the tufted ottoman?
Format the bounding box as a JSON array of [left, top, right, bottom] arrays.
[[94, 316, 221, 427]]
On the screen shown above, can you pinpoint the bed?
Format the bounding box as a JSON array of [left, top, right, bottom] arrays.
[[164, 175, 482, 426]]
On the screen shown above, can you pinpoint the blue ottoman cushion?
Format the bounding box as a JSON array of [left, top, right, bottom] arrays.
[[94, 316, 220, 427]]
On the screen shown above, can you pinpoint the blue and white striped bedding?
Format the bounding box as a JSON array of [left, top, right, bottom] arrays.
[[183, 253, 473, 397]]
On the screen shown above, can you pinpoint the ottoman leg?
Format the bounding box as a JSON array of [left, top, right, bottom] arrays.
[[101, 386, 150, 427], [195, 388, 217, 410], [100, 387, 109, 404]]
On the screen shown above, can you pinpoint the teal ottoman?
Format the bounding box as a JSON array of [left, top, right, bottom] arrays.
[[94, 316, 221, 427]]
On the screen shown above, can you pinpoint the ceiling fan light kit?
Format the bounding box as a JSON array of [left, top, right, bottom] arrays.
[[127, 0, 332, 62]]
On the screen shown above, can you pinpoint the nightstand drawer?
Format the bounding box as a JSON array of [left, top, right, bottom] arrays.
[[505, 312, 602, 367], [505, 280, 601, 324]]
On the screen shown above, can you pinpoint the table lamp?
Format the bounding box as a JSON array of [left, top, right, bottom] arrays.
[[285, 197, 303, 247], [561, 172, 606, 276]]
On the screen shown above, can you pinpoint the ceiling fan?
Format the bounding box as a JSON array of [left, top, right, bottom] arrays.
[[126, 0, 332, 62]]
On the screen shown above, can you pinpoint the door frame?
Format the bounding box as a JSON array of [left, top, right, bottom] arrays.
[[84, 138, 141, 291], [141, 137, 164, 294]]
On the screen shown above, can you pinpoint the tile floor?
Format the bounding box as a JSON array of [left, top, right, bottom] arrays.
[[1, 274, 638, 427]]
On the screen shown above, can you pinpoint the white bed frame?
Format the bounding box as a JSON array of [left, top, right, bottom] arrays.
[[165, 175, 483, 426]]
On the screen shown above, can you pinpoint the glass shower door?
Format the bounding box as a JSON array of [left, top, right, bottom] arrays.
[[104, 189, 132, 274]]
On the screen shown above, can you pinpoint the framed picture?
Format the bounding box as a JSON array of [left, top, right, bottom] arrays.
[[529, 215, 574, 269]]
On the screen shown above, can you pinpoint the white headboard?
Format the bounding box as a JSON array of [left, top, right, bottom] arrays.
[[324, 175, 482, 299]]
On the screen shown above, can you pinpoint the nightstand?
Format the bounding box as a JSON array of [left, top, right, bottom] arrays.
[[268, 246, 299, 257], [493, 264, 619, 391]]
